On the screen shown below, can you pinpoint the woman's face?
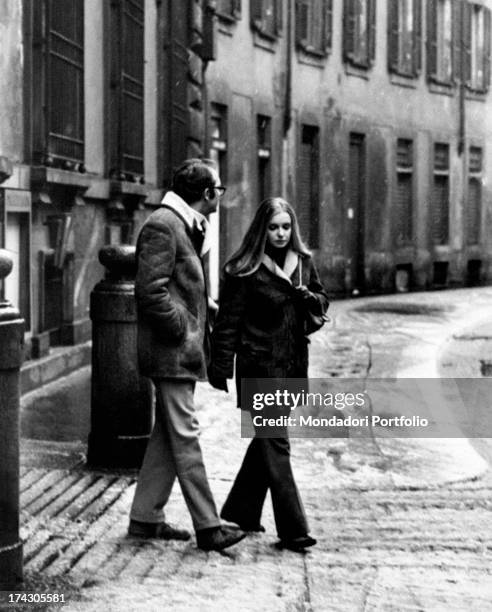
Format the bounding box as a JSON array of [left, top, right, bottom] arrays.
[[266, 211, 292, 249]]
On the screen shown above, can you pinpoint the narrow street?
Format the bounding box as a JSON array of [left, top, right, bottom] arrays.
[[15, 287, 492, 611]]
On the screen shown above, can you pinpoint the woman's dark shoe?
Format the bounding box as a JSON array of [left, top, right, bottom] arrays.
[[128, 519, 191, 541], [277, 535, 317, 552], [220, 513, 265, 532], [196, 526, 246, 551]]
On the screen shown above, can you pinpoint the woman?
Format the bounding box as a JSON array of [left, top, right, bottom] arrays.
[[208, 197, 329, 552]]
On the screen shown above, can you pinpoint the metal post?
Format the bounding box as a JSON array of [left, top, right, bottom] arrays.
[[87, 245, 152, 468], [0, 249, 25, 589]]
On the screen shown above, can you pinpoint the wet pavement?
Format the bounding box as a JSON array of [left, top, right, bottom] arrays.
[[12, 287, 492, 611]]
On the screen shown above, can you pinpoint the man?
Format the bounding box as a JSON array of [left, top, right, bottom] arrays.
[[128, 158, 245, 551]]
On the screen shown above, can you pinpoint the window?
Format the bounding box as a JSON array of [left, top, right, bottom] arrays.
[[210, 104, 228, 181], [257, 115, 272, 203], [108, 0, 145, 180], [297, 125, 320, 248], [32, 0, 85, 168], [464, 3, 491, 93], [217, 0, 241, 20], [466, 146, 482, 245], [251, 0, 282, 39], [395, 139, 413, 245], [343, 0, 376, 69], [388, 0, 422, 77], [431, 143, 450, 245], [296, 0, 332, 56], [427, 0, 460, 86]]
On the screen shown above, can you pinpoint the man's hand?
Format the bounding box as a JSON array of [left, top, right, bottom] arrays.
[[208, 376, 228, 392]]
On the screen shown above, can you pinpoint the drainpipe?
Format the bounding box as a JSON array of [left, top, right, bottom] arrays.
[[283, 0, 293, 136], [458, 1, 466, 156]]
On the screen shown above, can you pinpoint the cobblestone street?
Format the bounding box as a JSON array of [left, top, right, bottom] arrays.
[[14, 287, 492, 611]]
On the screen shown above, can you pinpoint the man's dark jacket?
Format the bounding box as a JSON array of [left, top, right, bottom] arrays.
[[135, 205, 208, 380]]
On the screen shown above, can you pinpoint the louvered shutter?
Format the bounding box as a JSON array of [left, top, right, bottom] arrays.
[[413, 0, 422, 76], [296, 0, 309, 46], [451, 0, 462, 84], [467, 178, 481, 245], [368, 0, 377, 66], [427, 0, 437, 81], [484, 7, 491, 92], [387, 0, 399, 73], [343, 0, 356, 61], [461, 2, 472, 87], [324, 0, 333, 52], [432, 177, 449, 245], [232, 0, 242, 18], [275, 0, 283, 34], [250, 0, 262, 28]]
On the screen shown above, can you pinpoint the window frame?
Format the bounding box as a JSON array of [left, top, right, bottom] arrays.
[[250, 0, 283, 41], [465, 2, 491, 94], [296, 0, 333, 58], [395, 138, 414, 246], [388, 0, 422, 78], [466, 145, 483, 246], [216, 0, 242, 23], [106, 0, 145, 182], [31, 0, 85, 169], [431, 142, 451, 246], [427, 0, 461, 88], [343, 0, 377, 70], [297, 124, 320, 249]]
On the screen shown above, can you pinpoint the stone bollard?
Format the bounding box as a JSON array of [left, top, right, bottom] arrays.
[[0, 250, 25, 589], [87, 245, 152, 469]]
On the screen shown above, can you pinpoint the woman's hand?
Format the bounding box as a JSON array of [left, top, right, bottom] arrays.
[[294, 285, 317, 305]]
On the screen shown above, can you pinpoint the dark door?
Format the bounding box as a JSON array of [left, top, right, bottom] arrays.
[[347, 133, 366, 293]]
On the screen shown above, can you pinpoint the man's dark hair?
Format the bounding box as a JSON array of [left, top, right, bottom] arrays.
[[172, 158, 217, 204]]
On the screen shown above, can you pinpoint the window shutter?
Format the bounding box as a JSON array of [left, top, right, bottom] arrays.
[[275, 0, 283, 34], [232, 0, 242, 18], [368, 0, 377, 66], [250, 0, 262, 28], [426, 0, 438, 81], [484, 7, 491, 92], [324, 0, 333, 52], [387, 0, 399, 73], [452, 0, 462, 84], [461, 2, 472, 87], [343, 0, 356, 61], [413, 0, 422, 76], [296, 0, 309, 46]]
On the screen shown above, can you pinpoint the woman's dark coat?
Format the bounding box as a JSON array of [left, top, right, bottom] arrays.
[[208, 253, 329, 402]]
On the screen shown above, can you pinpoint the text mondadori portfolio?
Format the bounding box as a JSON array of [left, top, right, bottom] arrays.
[[252, 415, 429, 428]]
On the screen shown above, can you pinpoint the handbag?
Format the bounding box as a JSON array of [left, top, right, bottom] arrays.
[[297, 258, 329, 335]]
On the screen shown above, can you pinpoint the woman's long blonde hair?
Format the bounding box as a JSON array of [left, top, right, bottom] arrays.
[[225, 197, 310, 276]]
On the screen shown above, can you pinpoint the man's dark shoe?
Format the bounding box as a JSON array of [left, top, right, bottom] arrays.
[[276, 535, 317, 552], [196, 526, 246, 551], [128, 519, 191, 541]]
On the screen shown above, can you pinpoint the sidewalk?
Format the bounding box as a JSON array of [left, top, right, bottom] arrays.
[[15, 287, 492, 611]]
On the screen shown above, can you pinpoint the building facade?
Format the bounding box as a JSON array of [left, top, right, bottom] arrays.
[[0, 0, 491, 358], [208, 0, 492, 296]]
